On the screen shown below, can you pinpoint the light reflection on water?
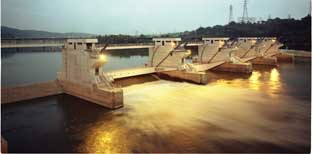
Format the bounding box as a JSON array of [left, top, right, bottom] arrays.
[[77, 65, 310, 153], [1, 50, 310, 153], [213, 67, 282, 98]]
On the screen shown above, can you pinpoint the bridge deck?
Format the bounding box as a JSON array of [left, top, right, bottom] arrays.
[[192, 61, 226, 72], [240, 56, 257, 62], [264, 52, 280, 58], [1, 43, 202, 49], [105, 45, 153, 50], [106, 67, 178, 79], [106, 67, 156, 79]]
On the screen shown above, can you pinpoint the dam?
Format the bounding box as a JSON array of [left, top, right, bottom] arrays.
[[1, 37, 305, 107], [1, 37, 311, 153]]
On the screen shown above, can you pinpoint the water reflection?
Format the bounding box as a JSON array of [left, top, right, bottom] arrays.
[[1, 49, 310, 153], [249, 71, 261, 90], [268, 68, 282, 96], [78, 65, 310, 153], [1, 49, 149, 86], [77, 78, 310, 153], [211, 67, 284, 98]]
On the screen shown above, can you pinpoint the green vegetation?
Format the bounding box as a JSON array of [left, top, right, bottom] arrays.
[[97, 15, 311, 51]]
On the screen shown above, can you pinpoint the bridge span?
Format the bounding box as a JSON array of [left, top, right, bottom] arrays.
[[1, 38, 202, 49]]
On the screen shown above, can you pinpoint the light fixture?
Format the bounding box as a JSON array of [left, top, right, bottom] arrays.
[[99, 54, 107, 62]]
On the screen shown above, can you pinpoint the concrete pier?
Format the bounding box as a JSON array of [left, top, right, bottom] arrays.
[[278, 50, 311, 63], [1, 80, 63, 104], [250, 57, 277, 66], [212, 62, 253, 74], [275, 54, 294, 63], [55, 39, 124, 109], [157, 71, 208, 84]]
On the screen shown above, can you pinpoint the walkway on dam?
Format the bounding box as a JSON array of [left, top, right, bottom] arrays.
[[106, 67, 177, 79], [240, 56, 257, 62], [1, 42, 202, 49], [192, 61, 226, 72], [106, 61, 232, 79]]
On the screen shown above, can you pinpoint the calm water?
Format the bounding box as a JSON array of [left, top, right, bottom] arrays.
[[1, 49, 311, 153], [1, 48, 148, 87]]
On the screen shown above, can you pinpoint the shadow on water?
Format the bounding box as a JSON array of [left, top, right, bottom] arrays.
[[1, 94, 112, 153]]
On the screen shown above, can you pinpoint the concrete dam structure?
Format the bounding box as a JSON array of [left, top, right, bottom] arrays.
[[1, 37, 300, 109]]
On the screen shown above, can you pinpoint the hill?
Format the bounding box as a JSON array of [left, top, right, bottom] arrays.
[[97, 15, 311, 51], [1, 26, 95, 38]]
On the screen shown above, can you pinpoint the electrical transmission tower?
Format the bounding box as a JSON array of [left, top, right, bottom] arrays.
[[229, 5, 234, 23], [309, 0, 311, 15], [242, 0, 249, 23]]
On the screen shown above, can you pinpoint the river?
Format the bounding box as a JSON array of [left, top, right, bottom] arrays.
[[1, 48, 311, 153]]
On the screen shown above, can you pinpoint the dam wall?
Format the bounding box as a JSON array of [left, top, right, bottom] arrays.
[[58, 80, 123, 109], [1, 80, 63, 104], [1, 80, 123, 109]]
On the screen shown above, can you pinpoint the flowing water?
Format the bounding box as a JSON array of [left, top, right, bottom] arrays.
[[1, 48, 311, 153]]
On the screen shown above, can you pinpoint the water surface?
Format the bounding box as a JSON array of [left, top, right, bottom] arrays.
[[1, 48, 148, 87], [1, 50, 310, 152]]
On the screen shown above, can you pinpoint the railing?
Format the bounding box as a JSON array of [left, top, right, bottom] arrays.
[[96, 43, 153, 48]]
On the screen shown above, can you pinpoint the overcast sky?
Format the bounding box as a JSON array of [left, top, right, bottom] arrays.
[[1, 0, 310, 35]]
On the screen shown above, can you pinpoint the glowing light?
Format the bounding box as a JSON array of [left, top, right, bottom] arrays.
[[251, 40, 257, 45], [249, 71, 261, 90], [268, 68, 281, 97], [270, 68, 279, 82], [99, 54, 107, 62], [219, 41, 225, 48], [186, 49, 192, 56], [99, 133, 112, 144], [171, 42, 176, 47], [272, 39, 276, 43]]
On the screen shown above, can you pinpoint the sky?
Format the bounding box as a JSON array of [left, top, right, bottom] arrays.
[[1, 0, 311, 35]]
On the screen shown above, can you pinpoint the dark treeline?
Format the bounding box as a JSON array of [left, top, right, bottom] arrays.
[[97, 35, 152, 44], [97, 15, 311, 51]]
